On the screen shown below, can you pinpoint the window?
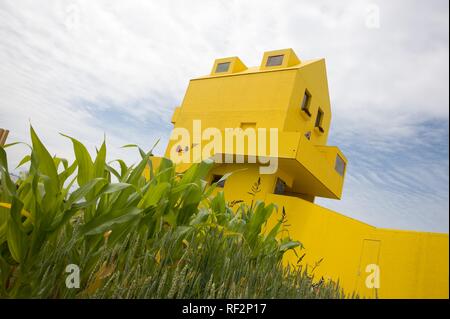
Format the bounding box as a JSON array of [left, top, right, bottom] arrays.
[[335, 155, 346, 176], [215, 62, 230, 73], [274, 178, 286, 195], [304, 131, 312, 140], [315, 108, 324, 133], [266, 55, 284, 66], [211, 174, 225, 188], [240, 122, 256, 130], [301, 90, 312, 116]]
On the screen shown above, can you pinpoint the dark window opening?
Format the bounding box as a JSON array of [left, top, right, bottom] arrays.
[[266, 55, 284, 66], [274, 178, 287, 195], [211, 174, 225, 188], [215, 62, 230, 73], [301, 90, 312, 116], [304, 131, 312, 140], [335, 155, 346, 176], [315, 108, 325, 133]]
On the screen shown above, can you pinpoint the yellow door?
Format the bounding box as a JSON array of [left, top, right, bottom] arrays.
[[356, 239, 381, 298]]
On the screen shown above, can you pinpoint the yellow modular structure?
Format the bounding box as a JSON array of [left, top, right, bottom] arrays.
[[146, 49, 449, 298]]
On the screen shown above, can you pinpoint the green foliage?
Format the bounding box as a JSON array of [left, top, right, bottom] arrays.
[[0, 126, 347, 298]]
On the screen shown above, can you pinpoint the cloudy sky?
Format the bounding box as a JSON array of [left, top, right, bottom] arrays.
[[0, 0, 448, 232]]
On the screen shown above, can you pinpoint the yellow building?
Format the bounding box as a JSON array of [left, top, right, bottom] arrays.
[[149, 49, 449, 298]]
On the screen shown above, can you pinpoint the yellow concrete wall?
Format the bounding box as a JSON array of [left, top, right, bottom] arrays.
[[264, 193, 449, 299], [376, 229, 449, 298]]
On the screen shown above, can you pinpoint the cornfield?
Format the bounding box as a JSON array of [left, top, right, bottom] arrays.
[[0, 126, 348, 298]]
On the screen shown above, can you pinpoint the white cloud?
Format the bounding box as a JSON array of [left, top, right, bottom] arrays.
[[0, 0, 448, 231]]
